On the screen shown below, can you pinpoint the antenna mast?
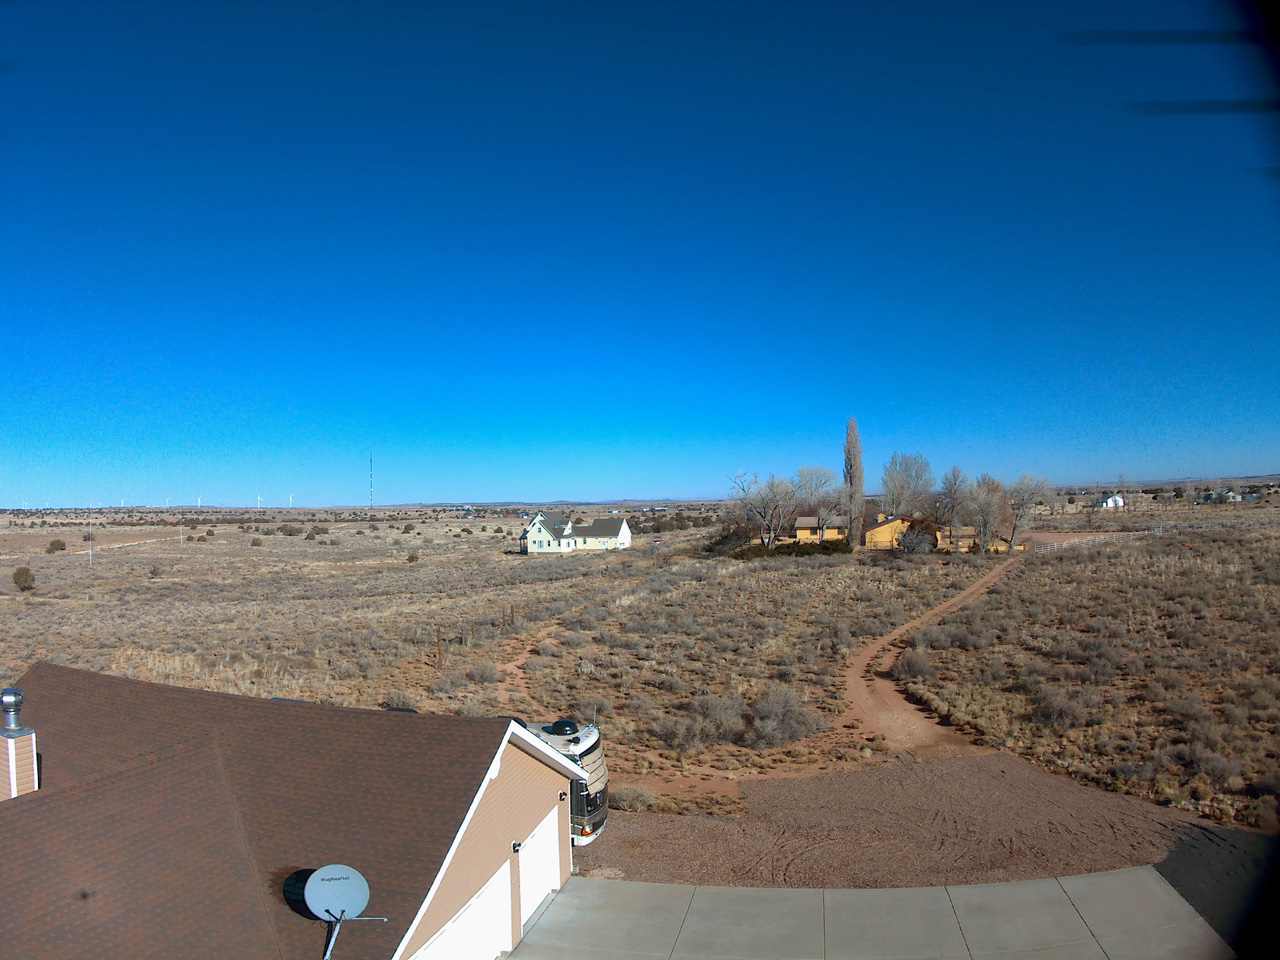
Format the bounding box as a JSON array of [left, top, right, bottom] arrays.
[[370, 453, 373, 509]]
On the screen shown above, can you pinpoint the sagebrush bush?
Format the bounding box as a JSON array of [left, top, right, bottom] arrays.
[[744, 683, 823, 747], [46, 539, 66, 554], [12, 566, 35, 592], [384, 689, 418, 711], [466, 662, 500, 684], [608, 785, 655, 812], [891, 647, 936, 681]]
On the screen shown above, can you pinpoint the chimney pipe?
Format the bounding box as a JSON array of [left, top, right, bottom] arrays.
[[2, 688, 39, 801]]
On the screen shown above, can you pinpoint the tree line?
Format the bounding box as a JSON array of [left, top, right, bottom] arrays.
[[730, 417, 1049, 553]]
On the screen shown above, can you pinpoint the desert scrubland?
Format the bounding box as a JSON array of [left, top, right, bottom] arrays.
[[0, 507, 986, 792], [894, 522, 1280, 828], [2, 502, 1277, 899]]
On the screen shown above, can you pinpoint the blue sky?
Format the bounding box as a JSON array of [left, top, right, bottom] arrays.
[[3, 1, 1278, 507]]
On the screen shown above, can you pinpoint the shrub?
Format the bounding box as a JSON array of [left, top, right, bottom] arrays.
[[745, 684, 824, 747], [898, 526, 934, 554], [467, 662, 501, 684], [312, 525, 330, 535], [733, 539, 853, 560], [250, 537, 263, 547], [430, 671, 466, 694], [689, 694, 746, 742], [1031, 689, 1086, 732], [384, 689, 418, 711], [279, 524, 303, 537], [573, 693, 615, 721], [405, 553, 419, 563], [402, 523, 415, 533], [493, 526, 504, 534], [890, 647, 936, 681], [82, 532, 94, 541], [608, 785, 656, 812], [12, 567, 35, 592], [304, 532, 316, 540], [46, 539, 66, 554]]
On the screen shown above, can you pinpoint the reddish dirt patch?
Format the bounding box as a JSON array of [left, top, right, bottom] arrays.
[[577, 752, 1262, 889]]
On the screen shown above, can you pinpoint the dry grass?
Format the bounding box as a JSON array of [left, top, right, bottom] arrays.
[[0, 507, 985, 780], [895, 522, 1280, 827]]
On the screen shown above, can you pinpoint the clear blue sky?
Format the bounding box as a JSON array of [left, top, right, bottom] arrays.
[[3, 1, 1278, 507]]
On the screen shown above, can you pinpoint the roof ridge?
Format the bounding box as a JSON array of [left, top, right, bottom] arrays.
[[38, 733, 218, 797], [205, 735, 287, 960]]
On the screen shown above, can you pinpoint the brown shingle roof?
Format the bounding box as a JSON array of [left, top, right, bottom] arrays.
[[570, 518, 627, 538], [0, 739, 281, 960], [2, 663, 513, 960]]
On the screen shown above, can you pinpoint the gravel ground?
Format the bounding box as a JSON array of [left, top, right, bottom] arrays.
[[578, 753, 1272, 900]]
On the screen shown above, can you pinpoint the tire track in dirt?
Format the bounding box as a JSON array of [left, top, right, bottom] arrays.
[[815, 556, 1024, 758]]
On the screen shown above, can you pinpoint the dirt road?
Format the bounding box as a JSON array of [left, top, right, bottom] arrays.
[[823, 556, 1022, 757]]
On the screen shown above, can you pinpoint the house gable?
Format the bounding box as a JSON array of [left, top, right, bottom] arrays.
[[394, 732, 581, 957]]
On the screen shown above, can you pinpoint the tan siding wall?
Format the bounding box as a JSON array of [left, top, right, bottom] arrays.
[[558, 792, 571, 883], [4, 734, 37, 800], [401, 742, 567, 957]]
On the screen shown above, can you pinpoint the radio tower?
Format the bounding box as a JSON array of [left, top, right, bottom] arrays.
[[369, 453, 374, 509]]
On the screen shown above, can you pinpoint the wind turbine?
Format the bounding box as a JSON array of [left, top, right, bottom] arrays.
[[289, 494, 294, 509], [165, 497, 170, 509], [257, 495, 263, 509]]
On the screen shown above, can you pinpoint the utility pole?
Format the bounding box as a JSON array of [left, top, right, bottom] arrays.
[[370, 453, 374, 510], [88, 503, 92, 567]]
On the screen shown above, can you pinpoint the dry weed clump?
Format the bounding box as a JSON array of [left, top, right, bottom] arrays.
[[899, 525, 1280, 826]]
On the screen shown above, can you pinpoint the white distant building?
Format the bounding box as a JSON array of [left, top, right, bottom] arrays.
[[1101, 495, 1125, 510], [519, 511, 631, 554]]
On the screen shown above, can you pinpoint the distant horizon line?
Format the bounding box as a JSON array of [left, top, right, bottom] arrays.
[[3, 472, 1276, 513]]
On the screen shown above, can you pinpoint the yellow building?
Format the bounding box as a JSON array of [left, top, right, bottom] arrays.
[[794, 516, 848, 541], [863, 515, 941, 550]]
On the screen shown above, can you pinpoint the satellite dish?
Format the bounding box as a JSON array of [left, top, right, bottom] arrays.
[[304, 864, 370, 921]]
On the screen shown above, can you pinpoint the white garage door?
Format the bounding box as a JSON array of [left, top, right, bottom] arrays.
[[518, 805, 562, 926], [409, 860, 511, 960]]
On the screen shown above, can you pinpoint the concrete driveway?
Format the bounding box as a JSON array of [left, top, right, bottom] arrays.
[[511, 866, 1233, 960]]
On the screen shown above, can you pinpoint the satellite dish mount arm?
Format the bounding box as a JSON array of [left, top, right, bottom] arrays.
[[322, 910, 389, 960]]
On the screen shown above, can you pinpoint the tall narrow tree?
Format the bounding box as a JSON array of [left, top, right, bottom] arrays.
[[842, 417, 864, 545]]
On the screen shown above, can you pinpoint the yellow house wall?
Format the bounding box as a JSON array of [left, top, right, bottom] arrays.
[[865, 520, 909, 549], [796, 526, 846, 541]]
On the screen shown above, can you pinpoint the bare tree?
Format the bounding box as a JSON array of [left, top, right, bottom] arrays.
[[1007, 474, 1049, 549], [1081, 494, 1103, 529], [938, 465, 969, 547], [881, 451, 934, 517], [965, 473, 1008, 553], [729, 472, 799, 549], [796, 465, 840, 541], [842, 417, 864, 545]]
